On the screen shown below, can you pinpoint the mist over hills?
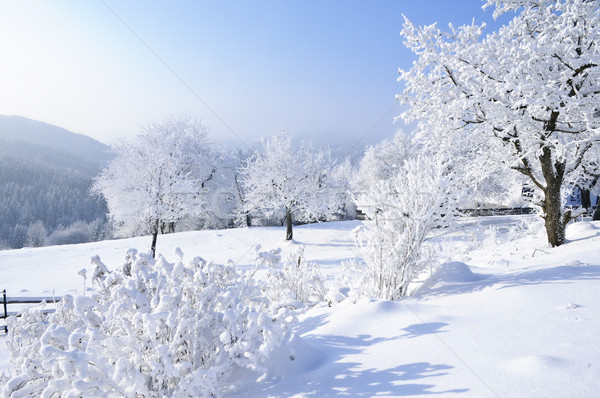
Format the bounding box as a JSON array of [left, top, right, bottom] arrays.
[[0, 115, 111, 249], [0, 115, 112, 165]]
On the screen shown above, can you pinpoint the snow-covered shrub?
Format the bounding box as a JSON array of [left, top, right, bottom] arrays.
[[3, 249, 293, 398], [46, 220, 97, 246], [26, 221, 47, 247], [353, 155, 461, 300], [334, 259, 373, 303], [254, 245, 326, 307], [46, 229, 90, 246]]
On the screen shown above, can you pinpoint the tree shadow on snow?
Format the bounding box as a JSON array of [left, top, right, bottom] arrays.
[[400, 322, 448, 339], [255, 320, 468, 397], [492, 264, 600, 290], [416, 265, 600, 298]]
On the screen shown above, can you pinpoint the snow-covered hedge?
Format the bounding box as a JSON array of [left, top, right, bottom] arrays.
[[3, 249, 294, 397]]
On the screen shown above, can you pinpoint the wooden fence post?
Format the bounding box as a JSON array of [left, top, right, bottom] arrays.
[[2, 289, 7, 333]]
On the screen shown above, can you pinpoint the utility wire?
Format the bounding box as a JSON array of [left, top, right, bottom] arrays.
[[102, 6, 501, 396], [336, 4, 494, 162], [99, 0, 250, 149], [337, 99, 401, 161]]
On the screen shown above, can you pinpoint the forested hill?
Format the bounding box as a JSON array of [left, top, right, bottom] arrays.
[[0, 115, 111, 249]]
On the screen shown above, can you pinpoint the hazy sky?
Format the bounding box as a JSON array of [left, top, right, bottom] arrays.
[[0, 1, 509, 148]]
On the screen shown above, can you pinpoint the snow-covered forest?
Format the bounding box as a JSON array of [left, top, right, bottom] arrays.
[[0, 116, 111, 249], [0, 115, 357, 251], [2, 0, 600, 396]]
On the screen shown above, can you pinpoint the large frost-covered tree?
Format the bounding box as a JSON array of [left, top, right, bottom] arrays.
[[399, 0, 600, 246], [91, 116, 216, 257], [240, 133, 342, 240]]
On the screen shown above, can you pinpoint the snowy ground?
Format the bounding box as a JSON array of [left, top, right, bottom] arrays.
[[2, 217, 600, 397]]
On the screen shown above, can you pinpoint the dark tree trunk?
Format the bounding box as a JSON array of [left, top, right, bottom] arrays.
[[543, 183, 566, 247], [539, 146, 566, 247], [150, 219, 159, 258], [593, 197, 600, 221], [581, 188, 591, 210], [285, 207, 293, 241]]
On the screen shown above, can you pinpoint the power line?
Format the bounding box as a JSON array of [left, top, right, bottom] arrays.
[[98, 0, 250, 149], [336, 99, 401, 162]]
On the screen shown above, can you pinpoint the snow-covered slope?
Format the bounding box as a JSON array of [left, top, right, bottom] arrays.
[[2, 217, 599, 397]]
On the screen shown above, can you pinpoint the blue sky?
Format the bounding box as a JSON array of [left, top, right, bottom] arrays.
[[0, 1, 509, 148]]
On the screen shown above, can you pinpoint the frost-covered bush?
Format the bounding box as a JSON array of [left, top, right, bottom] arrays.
[[26, 221, 47, 247], [253, 245, 326, 307], [45, 220, 109, 246], [46, 228, 90, 246], [3, 249, 293, 398], [353, 155, 461, 300]]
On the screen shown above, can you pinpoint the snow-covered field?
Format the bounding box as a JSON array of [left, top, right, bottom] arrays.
[[2, 217, 600, 397]]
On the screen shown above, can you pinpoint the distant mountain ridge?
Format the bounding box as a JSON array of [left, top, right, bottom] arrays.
[[0, 115, 112, 165], [0, 115, 111, 249]]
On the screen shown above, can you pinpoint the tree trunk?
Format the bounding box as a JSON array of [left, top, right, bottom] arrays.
[[593, 197, 600, 221], [581, 188, 591, 210], [285, 206, 293, 241], [150, 219, 159, 258], [539, 146, 566, 247], [543, 183, 566, 247]]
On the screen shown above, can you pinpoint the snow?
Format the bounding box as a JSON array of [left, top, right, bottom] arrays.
[[2, 216, 600, 397]]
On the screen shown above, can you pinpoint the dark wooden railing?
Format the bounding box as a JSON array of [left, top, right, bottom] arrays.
[[1, 289, 60, 333]]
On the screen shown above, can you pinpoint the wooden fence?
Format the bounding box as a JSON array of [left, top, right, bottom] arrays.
[[1, 289, 60, 333]]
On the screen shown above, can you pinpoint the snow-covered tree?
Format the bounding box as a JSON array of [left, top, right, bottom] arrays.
[[26, 221, 46, 247], [329, 157, 358, 220], [398, 0, 600, 246], [353, 130, 414, 194], [175, 148, 246, 230], [240, 133, 343, 240], [91, 116, 216, 257], [206, 149, 252, 228]]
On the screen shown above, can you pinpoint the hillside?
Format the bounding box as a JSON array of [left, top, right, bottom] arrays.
[[1, 217, 599, 397], [0, 115, 111, 165], [0, 115, 111, 248]]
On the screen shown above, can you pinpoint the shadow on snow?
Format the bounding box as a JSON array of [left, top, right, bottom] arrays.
[[253, 314, 467, 397], [416, 264, 600, 297]]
